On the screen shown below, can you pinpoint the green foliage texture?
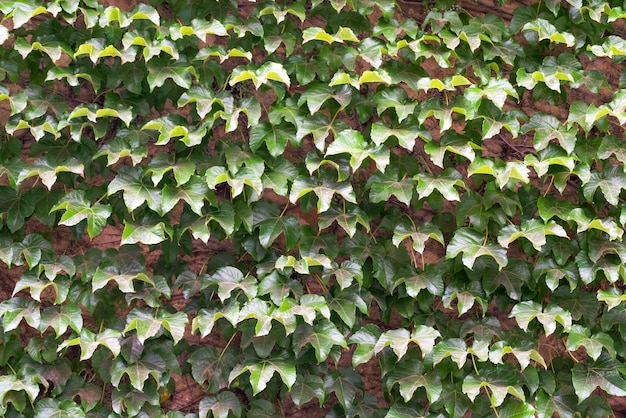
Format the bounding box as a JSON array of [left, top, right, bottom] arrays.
[[2, 0, 626, 416]]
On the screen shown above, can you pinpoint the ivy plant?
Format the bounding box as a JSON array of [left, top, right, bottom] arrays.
[[1, 0, 626, 416]]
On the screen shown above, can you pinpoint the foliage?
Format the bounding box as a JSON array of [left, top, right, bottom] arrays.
[[0, 0, 626, 416]]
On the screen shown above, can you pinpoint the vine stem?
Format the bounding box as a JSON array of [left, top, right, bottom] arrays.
[[218, 330, 237, 362]]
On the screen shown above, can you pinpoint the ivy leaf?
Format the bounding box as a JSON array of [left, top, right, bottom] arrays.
[[386, 358, 442, 403], [0, 297, 41, 331], [108, 166, 161, 213], [189, 346, 237, 392], [229, 353, 296, 394], [432, 338, 489, 369], [289, 175, 357, 212], [199, 392, 243, 418], [257, 214, 301, 249], [121, 220, 167, 245], [392, 222, 444, 254], [348, 324, 382, 367], [462, 366, 526, 407], [50, 190, 111, 239], [143, 116, 209, 148], [510, 301, 572, 335], [146, 57, 196, 91], [34, 398, 85, 418], [0, 374, 41, 409], [124, 308, 188, 344], [567, 101, 609, 134], [394, 264, 445, 298], [294, 321, 347, 362], [566, 325, 615, 361], [327, 288, 368, 328], [522, 19, 575, 46], [582, 165, 626, 206], [464, 78, 518, 110], [161, 176, 208, 216], [446, 228, 508, 270], [488, 341, 546, 371], [249, 121, 296, 157], [483, 259, 531, 301], [367, 167, 415, 206], [146, 153, 196, 187], [326, 129, 390, 172], [212, 266, 257, 302], [298, 83, 353, 114], [375, 326, 440, 359], [522, 112, 578, 154], [567, 209, 623, 241], [498, 401, 535, 418], [40, 303, 83, 338], [535, 388, 578, 418], [291, 374, 325, 408], [319, 204, 370, 239], [370, 121, 430, 151], [373, 86, 417, 123], [497, 219, 568, 251], [178, 86, 233, 119], [415, 168, 466, 201], [58, 328, 121, 360], [92, 264, 154, 294], [572, 354, 626, 402]]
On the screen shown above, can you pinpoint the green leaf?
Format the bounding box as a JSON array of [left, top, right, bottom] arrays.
[[58, 328, 121, 360], [572, 354, 626, 402], [161, 176, 208, 216], [497, 219, 568, 251], [50, 190, 111, 239], [124, 308, 188, 344], [289, 175, 357, 212], [229, 353, 296, 394], [582, 165, 626, 206], [294, 321, 347, 362], [0, 374, 40, 406], [146, 57, 197, 91], [290, 374, 325, 408], [392, 222, 444, 254], [34, 398, 86, 418], [40, 303, 83, 338], [92, 265, 154, 294], [522, 19, 575, 46], [509, 301, 572, 335], [249, 121, 296, 157], [386, 358, 442, 403], [446, 228, 508, 270], [462, 366, 526, 407], [367, 167, 415, 206], [415, 168, 466, 201], [432, 338, 489, 369], [394, 264, 445, 298], [189, 346, 237, 392], [199, 392, 243, 418], [483, 259, 530, 300], [298, 83, 353, 114], [522, 112, 578, 154], [566, 325, 615, 361], [212, 266, 257, 302], [375, 326, 440, 359], [326, 129, 390, 172], [348, 324, 382, 367], [498, 401, 535, 418], [108, 166, 161, 213], [121, 220, 167, 245]]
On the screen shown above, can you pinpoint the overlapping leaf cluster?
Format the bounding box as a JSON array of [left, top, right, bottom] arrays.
[[1, 0, 626, 416]]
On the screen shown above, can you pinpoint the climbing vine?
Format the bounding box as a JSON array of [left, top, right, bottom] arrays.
[[0, 0, 626, 416]]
